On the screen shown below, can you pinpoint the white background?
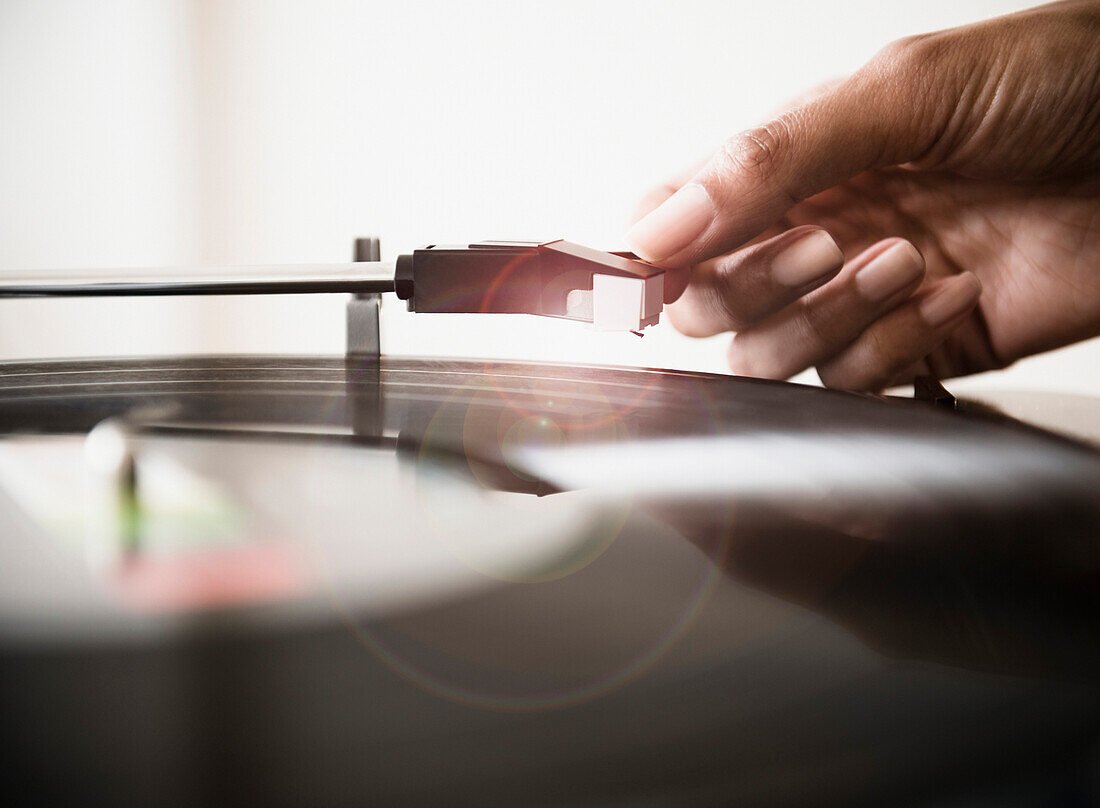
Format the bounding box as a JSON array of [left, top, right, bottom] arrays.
[[1, 0, 1097, 394]]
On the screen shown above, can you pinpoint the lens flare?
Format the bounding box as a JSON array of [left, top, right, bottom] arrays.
[[304, 361, 733, 712]]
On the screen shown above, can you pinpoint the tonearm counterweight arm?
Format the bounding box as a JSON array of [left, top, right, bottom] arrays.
[[0, 240, 664, 332]]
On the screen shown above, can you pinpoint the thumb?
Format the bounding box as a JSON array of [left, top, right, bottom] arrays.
[[626, 45, 943, 268]]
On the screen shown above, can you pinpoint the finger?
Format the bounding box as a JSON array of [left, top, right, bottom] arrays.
[[630, 160, 712, 304], [625, 47, 947, 267], [630, 78, 847, 227], [630, 156, 710, 225], [661, 216, 794, 306], [816, 273, 983, 391], [631, 183, 678, 226], [726, 239, 926, 379], [666, 227, 844, 337]]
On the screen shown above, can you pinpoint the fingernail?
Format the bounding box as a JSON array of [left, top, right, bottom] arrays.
[[626, 183, 714, 262], [854, 241, 924, 302], [919, 273, 982, 327], [771, 230, 844, 287]]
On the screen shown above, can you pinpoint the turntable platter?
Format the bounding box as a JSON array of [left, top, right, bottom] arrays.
[[1, 356, 1098, 807]]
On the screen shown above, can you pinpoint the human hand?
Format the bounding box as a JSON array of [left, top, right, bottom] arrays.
[[628, 1, 1100, 390]]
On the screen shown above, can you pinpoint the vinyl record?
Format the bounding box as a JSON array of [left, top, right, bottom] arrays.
[[1, 356, 1098, 807]]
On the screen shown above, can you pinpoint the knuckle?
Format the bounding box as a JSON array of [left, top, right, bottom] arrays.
[[871, 34, 919, 66], [716, 120, 790, 186], [793, 305, 831, 353], [870, 34, 933, 72], [860, 327, 896, 375], [706, 281, 748, 331], [865, 32, 951, 92]]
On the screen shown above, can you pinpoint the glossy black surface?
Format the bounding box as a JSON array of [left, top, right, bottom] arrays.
[[1, 357, 1098, 807]]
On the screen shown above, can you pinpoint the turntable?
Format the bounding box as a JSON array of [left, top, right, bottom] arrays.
[[1, 239, 1098, 807]]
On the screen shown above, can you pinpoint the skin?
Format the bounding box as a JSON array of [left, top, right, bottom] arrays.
[[630, 1, 1100, 391]]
